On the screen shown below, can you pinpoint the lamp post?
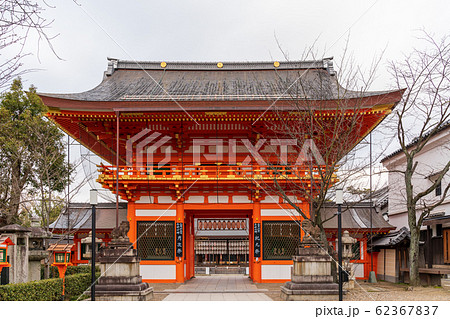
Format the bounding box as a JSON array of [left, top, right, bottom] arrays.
[[336, 187, 343, 301], [90, 189, 98, 301]]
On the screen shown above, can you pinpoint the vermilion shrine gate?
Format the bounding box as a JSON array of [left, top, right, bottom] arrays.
[[39, 59, 403, 283]]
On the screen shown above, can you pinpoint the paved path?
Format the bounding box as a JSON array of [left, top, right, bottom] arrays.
[[162, 275, 272, 301]]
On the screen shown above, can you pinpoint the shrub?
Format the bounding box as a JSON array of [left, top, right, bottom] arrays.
[[0, 272, 100, 301], [65, 273, 99, 300], [0, 278, 62, 301], [43, 265, 100, 279]]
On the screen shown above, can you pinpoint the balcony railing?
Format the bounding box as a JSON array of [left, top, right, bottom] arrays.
[[97, 164, 324, 182]]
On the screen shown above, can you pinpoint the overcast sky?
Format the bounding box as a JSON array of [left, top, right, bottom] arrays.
[[11, 0, 450, 202], [19, 0, 450, 93]]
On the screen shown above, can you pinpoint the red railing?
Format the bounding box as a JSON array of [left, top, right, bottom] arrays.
[[98, 164, 324, 182]]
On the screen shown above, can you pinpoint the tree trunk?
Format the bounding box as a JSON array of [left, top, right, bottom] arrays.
[[408, 226, 421, 286], [7, 160, 26, 225], [7, 177, 21, 224], [314, 209, 337, 281]]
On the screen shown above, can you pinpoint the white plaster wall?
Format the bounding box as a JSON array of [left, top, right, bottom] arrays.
[[208, 196, 228, 203], [232, 196, 250, 203], [158, 196, 174, 203], [261, 209, 301, 217], [283, 195, 300, 203], [135, 209, 176, 217], [185, 196, 204, 203], [136, 196, 153, 203], [352, 263, 364, 278], [384, 129, 450, 228], [261, 196, 279, 203], [140, 264, 176, 280], [261, 264, 292, 280]]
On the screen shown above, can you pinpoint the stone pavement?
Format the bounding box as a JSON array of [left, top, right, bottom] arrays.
[[162, 274, 272, 301]]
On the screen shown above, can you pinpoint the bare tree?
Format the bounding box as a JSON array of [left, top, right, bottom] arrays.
[[256, 45, 395, 257], [0, 0, 57, 89], [385, 32, 450, 286]]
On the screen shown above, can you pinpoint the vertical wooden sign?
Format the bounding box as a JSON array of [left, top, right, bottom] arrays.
[[176, 223, 183, 257], [254, 223, 261, 258]]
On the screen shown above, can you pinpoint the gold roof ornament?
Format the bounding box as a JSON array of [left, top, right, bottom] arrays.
[[274, 61, 280, 68], [160, 62, 167, 68], [217, 62, 223, 68]]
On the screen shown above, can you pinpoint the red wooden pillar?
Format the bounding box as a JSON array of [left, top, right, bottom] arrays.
[[252, 201, 262, 283], [127, 201, 137, 248], [184, 212, 195, 280], [176, 200, 185, 283], [249, 215, 253, 280], [188, 213, 195, 279]]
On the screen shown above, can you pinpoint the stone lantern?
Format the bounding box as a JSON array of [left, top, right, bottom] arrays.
[[28, 217, 51, 282], [81, 231, 103, 261], [335, 230, 357, 289]]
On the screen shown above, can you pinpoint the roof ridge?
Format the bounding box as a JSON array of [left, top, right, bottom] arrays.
[[105, 57, 336, 75]]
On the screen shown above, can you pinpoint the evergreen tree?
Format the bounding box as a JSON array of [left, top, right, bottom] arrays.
[[0, 78, 70, 227]]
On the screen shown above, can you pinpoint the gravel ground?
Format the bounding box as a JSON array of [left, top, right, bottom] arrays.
[[256, 281, 450, 301]]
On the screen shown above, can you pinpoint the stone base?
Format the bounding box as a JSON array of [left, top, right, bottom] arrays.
[[441, 278, 450, 291], [368, 271, 377, 283], [280, 286, 341, 301], [92, 287, 154, 301], [91, 239, 154, 301], [343, 279, 355, 290]]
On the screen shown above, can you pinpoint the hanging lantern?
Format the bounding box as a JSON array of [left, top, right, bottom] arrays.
[[0, 236, 14, 274]]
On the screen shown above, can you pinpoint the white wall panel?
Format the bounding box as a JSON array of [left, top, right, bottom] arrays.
[[208, 196, 228, 203], [261, 264, 292, 280], [261, 209, 300, 217], [135, 196, 153, 203], [352, 263, 364, 278], [185, 196, 204, 203], [158, 196, 174, 203], [140, 264, 176, 280], [232, 196, 250, 203], [261, 196, 279, 203], [135, 209, 176, 217]]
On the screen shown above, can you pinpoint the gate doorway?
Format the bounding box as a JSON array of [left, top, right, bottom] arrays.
[[184, 210, 252, 279]]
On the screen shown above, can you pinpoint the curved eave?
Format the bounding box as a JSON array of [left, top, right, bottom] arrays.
[[39, 89, 405, 113]]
